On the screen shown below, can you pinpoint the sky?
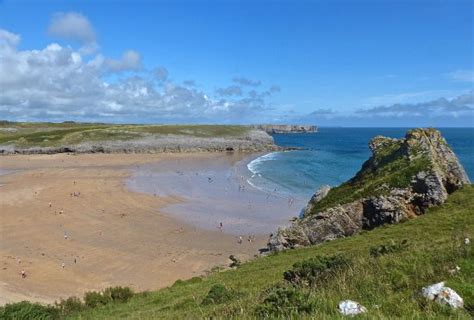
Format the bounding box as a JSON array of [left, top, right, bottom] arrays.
[[0, 0, 473, 126]]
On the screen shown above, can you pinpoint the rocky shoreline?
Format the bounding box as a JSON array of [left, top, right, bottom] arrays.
[[0, 129, 279, 155], [250, 124, 318, 134], [266, 128, 471, 253]]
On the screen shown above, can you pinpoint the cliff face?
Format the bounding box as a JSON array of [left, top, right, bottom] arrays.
[[267, 128, 470, 252], [0, 129, 277, 155], [251, 125, 318, 134]]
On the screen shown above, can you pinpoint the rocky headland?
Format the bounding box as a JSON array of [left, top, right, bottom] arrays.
[[250, 124, 318, 134], [0, 128, 277, 155], [267, 128, 470, 252]]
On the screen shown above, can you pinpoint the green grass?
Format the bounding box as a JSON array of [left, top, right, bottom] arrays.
[[62, 185, 473, 319], [308, 134, 431, 214], [0, 122, 251, 147]]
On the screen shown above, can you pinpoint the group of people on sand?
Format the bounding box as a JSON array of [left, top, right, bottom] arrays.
[[237, 235, 255, 244], [218, 222, 255, 245], [21, 181, 83, 279]]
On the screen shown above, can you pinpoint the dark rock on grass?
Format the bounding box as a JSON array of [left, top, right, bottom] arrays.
[[268, 128, 470, 252]]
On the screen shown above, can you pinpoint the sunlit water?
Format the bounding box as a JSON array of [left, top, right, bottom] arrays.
[[248, 128, 473, 199], [127, 128, 473, 235]]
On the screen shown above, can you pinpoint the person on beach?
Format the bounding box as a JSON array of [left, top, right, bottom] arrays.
[[238, 236, 243, 244], [61, 262, 65, 269], [21, 270, 26, 278], [49, 202, 52, 207], [219, 222, 223, 231], [64, 232, 68, 240]]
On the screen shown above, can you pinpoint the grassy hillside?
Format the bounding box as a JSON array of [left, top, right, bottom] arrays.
[[0, 121, 251, 148], [5, 186, 470, 319], [308, 131, 432, 215]]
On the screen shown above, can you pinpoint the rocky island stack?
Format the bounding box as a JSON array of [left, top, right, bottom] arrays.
[[268, 128, 470, 252]]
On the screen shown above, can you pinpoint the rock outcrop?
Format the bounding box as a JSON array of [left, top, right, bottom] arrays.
[[267, 128, 470, 252], [250, 125, 318, 134], [0, 130, 277, 155]]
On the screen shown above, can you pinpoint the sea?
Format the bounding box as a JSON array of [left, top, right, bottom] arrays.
[[247, 128, 474, 201]]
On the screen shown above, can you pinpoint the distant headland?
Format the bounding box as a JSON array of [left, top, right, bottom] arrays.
[[0, 122, 316, 155], [250, 124, 318, 134]]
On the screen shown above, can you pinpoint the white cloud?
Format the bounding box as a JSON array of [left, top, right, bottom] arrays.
[[365, 90, 465, 107], [0, 29, 21, 48], [232, 77, 261, 87], [48, 12, 98, 54], [0, 28, 279, 123], [105, 50, 142, 72], [153, 67, 169, 82], [356, 92, 474, 116], [295, 91, 474, 127]]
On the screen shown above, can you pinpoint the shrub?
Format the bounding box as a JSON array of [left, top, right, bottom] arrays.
[[84, 291, 111, 308], [173, 276, 202, 287], [0, 301, 59, 320], [201, 284, 238, 305], [103, 286, 134, 303], [188, 276, 203, 284], [255, 284, 316, 318], [83, 286, 134, 308], [369, 239, 409, 257], [283, 254, 350, 287], [55, 296, 85, 316]]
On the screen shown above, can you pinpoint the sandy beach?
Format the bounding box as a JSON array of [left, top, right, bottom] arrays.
[[0, 152, 303, 305]]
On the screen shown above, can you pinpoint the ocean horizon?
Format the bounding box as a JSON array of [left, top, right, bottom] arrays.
[[247, 127, 473, 200]]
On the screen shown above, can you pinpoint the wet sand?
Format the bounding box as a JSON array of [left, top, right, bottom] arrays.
[[0, 153, 286, 305], [126, 154, 305, 235]]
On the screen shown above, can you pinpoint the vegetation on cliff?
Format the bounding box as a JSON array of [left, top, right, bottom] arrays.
[[267, 129, 470, 251], [2, 186, 472, 319], [309, 128, 453, 214], [0, 122, 275, 153], [0, 122, 251, 147]]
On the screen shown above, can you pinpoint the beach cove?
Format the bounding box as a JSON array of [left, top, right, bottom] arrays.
[[0, 152, 302, 305]]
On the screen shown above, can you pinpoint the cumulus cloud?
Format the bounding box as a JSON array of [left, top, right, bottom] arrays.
[[183, 80, 196, 87], [48, 12, 98, 54], [48, 12, 96, 43], [0, 28, 280, 123], [356, 92, 474, 116], [215, 85, 242, 97], [309, 108, 336, 116], [0, 29, 20, 48], [297, 92, 474, 127], [232, 77, 261, 87], [105, 50, 142, 72], [153, 66, 169, 82]]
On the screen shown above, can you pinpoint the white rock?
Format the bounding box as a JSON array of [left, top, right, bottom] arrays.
[[422, 282, 464, 309], [338, 300, 367, 316]]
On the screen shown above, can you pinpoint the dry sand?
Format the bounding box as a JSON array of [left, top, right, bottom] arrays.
[[0, 153, 268, 305]]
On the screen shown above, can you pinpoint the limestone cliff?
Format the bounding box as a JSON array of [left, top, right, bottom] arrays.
[[267, 128, 470, 252], [250, 125, 318, 134]]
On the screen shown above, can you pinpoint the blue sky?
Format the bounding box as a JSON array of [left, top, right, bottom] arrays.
[[0, 0, 473, 126]]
